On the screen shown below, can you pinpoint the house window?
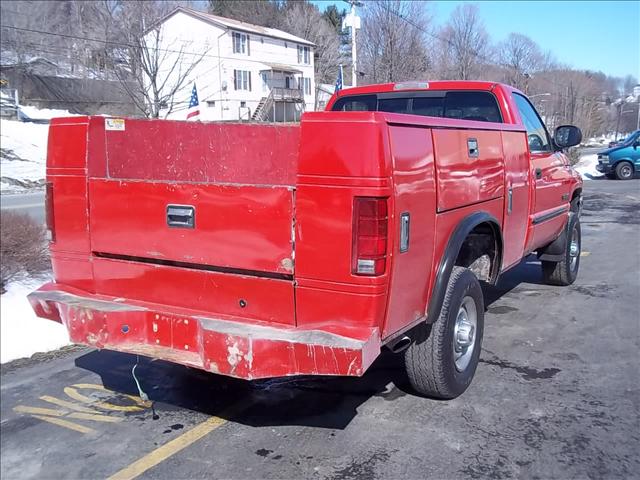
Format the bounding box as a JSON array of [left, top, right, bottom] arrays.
[[232, 32, 249, 55], [207, 100, 215, 107], [234, 70, 251, 91], [302, 77, 311, 96], [297, 45, 310, 64]]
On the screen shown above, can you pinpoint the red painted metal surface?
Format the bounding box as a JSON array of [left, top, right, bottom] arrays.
[[382, 124, 437, 338], [89, 179, 295, 274], [102, 119, 299, 185], [92, 257, 296, 326], [33, 81, 582, 381], [432, 129, 505, 212], [28, 283, 380, 379]]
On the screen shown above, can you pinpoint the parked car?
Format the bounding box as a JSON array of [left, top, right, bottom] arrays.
[[597, 130, 640, 179], [29, 81, 583, 399]]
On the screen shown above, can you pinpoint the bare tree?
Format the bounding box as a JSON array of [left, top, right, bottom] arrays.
[[208, 0, 281, 28], [107, 1, 210, 118], [498, 33, 543, 91], [358, 1, 431, 84], [439, 4, 489, 80], [279, 1, 345, 84]]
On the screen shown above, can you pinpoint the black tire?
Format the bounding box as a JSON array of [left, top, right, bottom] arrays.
[[404, 267, 484, 399], [542, 213, 581, 286], [615, 161, 634, 180]]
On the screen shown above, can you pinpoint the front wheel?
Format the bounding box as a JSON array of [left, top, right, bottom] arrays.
[[615, 161, 634, 180], [404, 267, 484, 399], [542, 213, 581, 286]]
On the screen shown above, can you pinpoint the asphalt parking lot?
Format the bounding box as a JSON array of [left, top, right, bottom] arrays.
[[1, 179, 639, 480]]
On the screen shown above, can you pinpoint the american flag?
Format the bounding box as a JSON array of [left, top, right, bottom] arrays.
[[187, 83, 200, 120], [335, 65, 343, 93]]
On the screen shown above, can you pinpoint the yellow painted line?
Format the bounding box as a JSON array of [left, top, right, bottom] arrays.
[[31, 414, 95, 434], [107, 400, 251, 480], [580, 251, 590, 257], [106, 416, 227, 480], [40, 395, 101, 413], [14, 405, 65, 417], [64, 384, 151, 412], [68, 412, 123, 423]]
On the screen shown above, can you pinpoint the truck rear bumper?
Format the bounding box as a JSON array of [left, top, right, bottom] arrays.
[[28, 283, 381, 380]]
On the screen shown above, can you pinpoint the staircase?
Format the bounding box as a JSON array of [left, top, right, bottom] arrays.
[[252, 91, 275, 121]]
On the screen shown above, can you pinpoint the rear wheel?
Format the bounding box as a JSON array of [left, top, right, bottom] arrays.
[[542, 213, 581, 286], [404, 267, 484, 399], [615, 161, 634, 180]]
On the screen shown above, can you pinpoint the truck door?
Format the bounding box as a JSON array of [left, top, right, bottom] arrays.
[[512, 94, 571, 249], [500, 131, 530, 269]]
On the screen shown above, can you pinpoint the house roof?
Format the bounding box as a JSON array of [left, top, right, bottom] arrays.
[[159, 7, 315, 47], [259, 63, 303, 74]]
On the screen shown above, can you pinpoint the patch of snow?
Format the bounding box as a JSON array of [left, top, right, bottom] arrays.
[[0, 119, 48, 193], [19, 105, 78, 120], [574, 153, 603, 180], [1, 277, 70, 363]]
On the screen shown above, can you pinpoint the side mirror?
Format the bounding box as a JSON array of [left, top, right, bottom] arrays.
[[634, 141, 639, 150], [554, 125, 582, 149]]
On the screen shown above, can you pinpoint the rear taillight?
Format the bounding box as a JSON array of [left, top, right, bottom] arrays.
[[45, 181, 55, 242], [352, 197, 388, 276]]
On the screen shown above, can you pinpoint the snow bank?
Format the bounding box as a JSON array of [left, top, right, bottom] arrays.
[[20, 105, 78, 120], [574, 153, 604, 180], [0, 119, 49, 193], [1, 104, 80, 193], [1, 277, 70, 363]]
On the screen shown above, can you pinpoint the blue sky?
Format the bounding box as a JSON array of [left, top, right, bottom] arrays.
[[312, 1, 639, 79]]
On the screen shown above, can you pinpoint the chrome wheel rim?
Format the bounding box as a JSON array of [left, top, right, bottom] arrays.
[[453, 296, 477, 372], [621, 165, 632, 178], [569, 224, 580, 271]]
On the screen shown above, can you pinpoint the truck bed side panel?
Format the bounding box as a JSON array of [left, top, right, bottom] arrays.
[[383, 124, 437, 338], [432, 129, 505, 212]]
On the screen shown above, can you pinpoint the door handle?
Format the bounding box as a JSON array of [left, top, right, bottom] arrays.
[[467, 138, 479, 158], [167, 205, 195, 228], [507, 186, 513, 214], [535, 168, 543, 180]]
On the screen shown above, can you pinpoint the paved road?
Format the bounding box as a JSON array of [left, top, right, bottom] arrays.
[[0, 191, 45, 224], [1, 179, 639, 479]]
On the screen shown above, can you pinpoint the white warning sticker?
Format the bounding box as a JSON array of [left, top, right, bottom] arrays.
[[105, 118, 125, 131]]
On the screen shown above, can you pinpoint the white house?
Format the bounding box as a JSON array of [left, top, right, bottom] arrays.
[[145, 7, 315, 122]]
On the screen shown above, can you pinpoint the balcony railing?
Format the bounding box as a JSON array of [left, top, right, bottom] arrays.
[[271, 87, 303, 101]]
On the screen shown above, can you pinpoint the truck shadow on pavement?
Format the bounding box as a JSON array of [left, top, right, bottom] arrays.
[[482, 255, 546, 307], [74, 256, 547, 430], [75, 348, 411, 431]]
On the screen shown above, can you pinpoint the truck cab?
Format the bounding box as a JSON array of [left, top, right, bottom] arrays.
[[29, 81, 583, 399]]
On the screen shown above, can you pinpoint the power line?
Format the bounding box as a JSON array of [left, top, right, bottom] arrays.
[[372, 2, 607, 105], [0, 24, 315, 69]]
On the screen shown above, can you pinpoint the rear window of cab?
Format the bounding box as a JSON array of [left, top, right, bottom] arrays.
[[330, 91, 503, 123]]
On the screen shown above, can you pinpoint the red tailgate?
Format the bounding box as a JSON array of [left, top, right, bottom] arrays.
[[88, 119, 298, 275]]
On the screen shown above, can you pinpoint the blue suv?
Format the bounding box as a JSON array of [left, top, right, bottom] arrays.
[[597, 130, 640, 180]]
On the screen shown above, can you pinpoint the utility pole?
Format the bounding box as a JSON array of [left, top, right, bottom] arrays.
[[343, 1, 362, 87]]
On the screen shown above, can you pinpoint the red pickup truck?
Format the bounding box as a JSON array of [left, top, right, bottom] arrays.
[[29, 81, 583, 399]]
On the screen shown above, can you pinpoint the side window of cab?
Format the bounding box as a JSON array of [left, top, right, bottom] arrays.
[[513, 93, 552, 153]]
